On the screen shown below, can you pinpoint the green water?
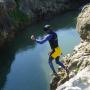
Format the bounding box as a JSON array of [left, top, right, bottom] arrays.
[[0, 12, 80, 90]]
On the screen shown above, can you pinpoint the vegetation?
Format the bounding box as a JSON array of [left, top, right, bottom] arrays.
[[8, 0, 29, 27], [9, 8, 28, 23]]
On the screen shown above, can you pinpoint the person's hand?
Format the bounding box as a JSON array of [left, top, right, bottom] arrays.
[[31, 35, 36, 41]]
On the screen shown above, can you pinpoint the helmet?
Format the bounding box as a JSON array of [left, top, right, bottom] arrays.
[[43, 25, 51, 31]]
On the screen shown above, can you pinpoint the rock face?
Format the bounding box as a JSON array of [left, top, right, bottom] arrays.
[[0, 1, 16, 46], [57, 66, 90, 90], [77, 4, 90, 41], [19, 0, 90, 20], [50, 4, 90, 90], [0, 0, 28, 46]]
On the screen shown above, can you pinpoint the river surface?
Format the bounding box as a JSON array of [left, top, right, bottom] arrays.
[[0, 12, 80, 90]]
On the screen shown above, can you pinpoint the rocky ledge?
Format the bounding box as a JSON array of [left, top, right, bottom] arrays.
[[50, 3, 90, 90]]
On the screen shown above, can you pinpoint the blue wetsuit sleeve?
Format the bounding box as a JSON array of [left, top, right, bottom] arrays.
[[36, 34, 52, 44]]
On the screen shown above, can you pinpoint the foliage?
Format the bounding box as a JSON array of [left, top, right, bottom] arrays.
[[9, 8, 28, 23]]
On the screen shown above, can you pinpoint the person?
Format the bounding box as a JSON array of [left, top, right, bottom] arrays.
[[31, 25, 68, 76]]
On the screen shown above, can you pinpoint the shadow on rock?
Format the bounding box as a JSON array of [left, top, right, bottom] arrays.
[[0, 45, 16, 90]]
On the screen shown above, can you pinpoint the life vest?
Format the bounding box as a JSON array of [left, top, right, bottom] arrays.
[[49, 32, 58, 50]]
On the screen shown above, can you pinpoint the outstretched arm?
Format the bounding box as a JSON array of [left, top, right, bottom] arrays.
[[31, 34, 52, 44], [36, 35, 52, 44]]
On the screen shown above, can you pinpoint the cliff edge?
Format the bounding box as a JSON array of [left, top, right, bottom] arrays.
[[50, 3, 90, 90]]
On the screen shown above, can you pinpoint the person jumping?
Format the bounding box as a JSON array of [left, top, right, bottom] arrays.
[[31, 25, 68, 76]]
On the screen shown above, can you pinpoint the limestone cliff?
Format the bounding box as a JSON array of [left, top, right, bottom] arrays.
[[0, 0, 28, 46], [50, 4, 90, 90], [0, 1, 16, 46]]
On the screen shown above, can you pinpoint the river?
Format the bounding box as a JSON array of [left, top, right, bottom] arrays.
[[0, 11, 80, 90]]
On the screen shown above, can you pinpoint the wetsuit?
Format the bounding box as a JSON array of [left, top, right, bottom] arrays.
[[36, 31, 66, 74]]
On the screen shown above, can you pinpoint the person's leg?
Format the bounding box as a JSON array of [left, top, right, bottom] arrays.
[[48, 56, 57, 74], [55, 56, 69, 74], [55, 56, 66, 69]]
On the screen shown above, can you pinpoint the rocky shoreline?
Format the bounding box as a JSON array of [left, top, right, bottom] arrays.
[[50, 4, 90, 90], [0, 0, 90, 47]]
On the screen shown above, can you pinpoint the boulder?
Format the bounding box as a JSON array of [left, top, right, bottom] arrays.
[[77, 4, 90, 41]]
